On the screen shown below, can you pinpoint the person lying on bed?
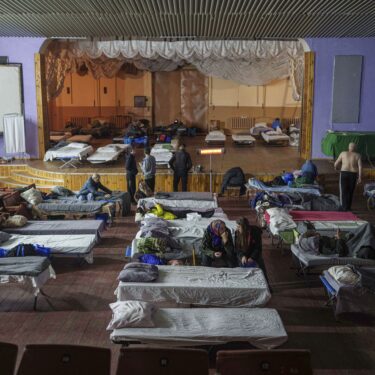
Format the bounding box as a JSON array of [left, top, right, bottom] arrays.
[[201, 219, 236, 267], [77, 173, 112, 201], [235, 217, 269, 280]]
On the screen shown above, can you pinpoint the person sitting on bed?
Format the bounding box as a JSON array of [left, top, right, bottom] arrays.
[[271, 118, 282, 131], [201, 219, 236, 267], [235, 217, 269, 280], [77, 173, 112, 201]]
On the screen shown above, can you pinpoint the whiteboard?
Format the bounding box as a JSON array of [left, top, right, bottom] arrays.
[[0, 64, 23, 132]]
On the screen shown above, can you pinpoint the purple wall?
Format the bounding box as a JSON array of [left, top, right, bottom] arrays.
[[0, 37, 45, 158], [306, 38, 375, 158]]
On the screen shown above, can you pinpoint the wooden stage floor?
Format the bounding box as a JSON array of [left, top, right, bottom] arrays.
[[27, 135, 334, 177]]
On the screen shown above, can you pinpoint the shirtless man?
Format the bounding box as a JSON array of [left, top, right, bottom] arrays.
[[334, 142, 362, 211]]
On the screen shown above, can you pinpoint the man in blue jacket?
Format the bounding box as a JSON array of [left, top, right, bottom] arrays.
[[77, 173, 112, 201]]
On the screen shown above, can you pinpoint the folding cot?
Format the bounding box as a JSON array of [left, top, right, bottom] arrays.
[[205, 130, 226, 144], [67, 134, 93, 143], [0, 233, 97, 264], [150, 144, 173, 168], [43, 142, 94, 168], [231, 134, 256, 146], [87, 144, 129, 164], [0, 256, 56, 309], [116, 265, 271, 307], [110, 307, 288, 349], [261, 130, 290, 146]]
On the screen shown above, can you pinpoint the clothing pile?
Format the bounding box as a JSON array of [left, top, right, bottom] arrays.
[[266, 208, 296, 235]]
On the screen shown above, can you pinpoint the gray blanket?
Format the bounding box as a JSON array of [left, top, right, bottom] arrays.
[[346, 222, 375, 257], [0, 256, 50, 277], [154, 192, 214, 201]]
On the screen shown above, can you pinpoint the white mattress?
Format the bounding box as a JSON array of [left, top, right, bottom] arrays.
[[138, 197, 218, 210], [232, 134, 256, 144], [0, 266, 56, 296], [44, 145, 94, 161], [110, 307, 287, 349], [116, 266, 270, 307], [261, 131, 290, 143], [291, 244, 375, 268], [0, 234, 97, 263], [205, 130, 226, 142], [87, 144, 128, 163]]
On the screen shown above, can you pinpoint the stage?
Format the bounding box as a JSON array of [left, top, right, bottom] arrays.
[[0, 135, 356, 193]]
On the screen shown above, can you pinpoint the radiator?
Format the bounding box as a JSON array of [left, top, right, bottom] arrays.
[[110, 115, 132, 129], [70, 117, 91, 128], [227, 117, 254, 129], [282, 117, 300, 127]]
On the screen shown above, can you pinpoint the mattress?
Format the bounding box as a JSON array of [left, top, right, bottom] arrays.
[[138, 194, 218, 210], [0, 256, 51, 277], [261, 131, 290, 143], [116, 266, 270, 307], [37, 199, 106, 214], [110, 307, 287, 349], [290, 210, 360, 222], [0, 234, 97, 262], [247, 178, 321, 196], [44, 145, 94, 161], [232, 134, 256, 144], [3, 220, 105, 236], [67, 134, 93, 143], [291, 244, 375, 268], [87, 144, 128, 163], [205, 131, 226, 143]]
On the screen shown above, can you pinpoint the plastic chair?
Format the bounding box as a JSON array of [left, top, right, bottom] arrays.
[[17, 344, 111, 375], [216, 349, 312, 375], [0, 342, 18, 375], [116, 347, 209, 375]]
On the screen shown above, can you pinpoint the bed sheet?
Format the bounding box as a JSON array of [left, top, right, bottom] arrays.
[[0, 234, 97, 260], [4, 220, 105, 236], [88, 144, 128, 163], [205, 131, 226, 142], [248, 178, 321, 196], [138, 196, 218, 210], [291, 244, 375, 268], [232, 134, 256, 143], [44, 145, 94, 161], [110, 307, 287, 349], [261, 132, 290, 143], [116, 266, 270, 307]]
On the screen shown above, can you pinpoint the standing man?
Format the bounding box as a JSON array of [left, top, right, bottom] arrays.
[[334, 142, 362, 211], [169, 144, 192, 192], [125, 147, 138, 204], [141, 147, 156, 193]]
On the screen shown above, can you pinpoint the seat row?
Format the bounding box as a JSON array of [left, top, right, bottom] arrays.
[[1, 342, 312, 375]]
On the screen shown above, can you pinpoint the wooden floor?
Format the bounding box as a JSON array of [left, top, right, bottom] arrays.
[[1, 190, 375, 374]]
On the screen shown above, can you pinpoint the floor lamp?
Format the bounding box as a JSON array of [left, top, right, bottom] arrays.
[[197, 148, 225, 193]]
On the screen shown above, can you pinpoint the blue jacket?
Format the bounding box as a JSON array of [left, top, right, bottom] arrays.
[[301, 160, 318, 180], [271, 119, 281, 130], [78, 177, 112, 197]]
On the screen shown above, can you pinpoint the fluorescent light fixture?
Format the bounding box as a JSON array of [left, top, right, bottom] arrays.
[[197, 148, 225, 155]]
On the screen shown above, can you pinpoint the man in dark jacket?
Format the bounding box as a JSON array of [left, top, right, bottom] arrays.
[[125, 147, 138, 204], [77, 173, 112, 200], [220, 167, 246, 195], [169, 144, 192, 192]]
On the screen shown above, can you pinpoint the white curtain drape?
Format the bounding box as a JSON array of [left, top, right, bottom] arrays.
[[72, 40, 305, 100]]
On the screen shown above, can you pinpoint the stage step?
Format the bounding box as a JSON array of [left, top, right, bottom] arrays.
[[0, 177, 55, 192], [11, 171, 63, 186]]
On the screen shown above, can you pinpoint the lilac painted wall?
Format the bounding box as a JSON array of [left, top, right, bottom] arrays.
[[0, 37, 45, 158], [306, 38, 375, 158]]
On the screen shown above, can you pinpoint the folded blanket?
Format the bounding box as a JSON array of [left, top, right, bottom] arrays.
[[266, 207, 296, 235], [328, 265, 360, 285], [118, 262, 159, 282]]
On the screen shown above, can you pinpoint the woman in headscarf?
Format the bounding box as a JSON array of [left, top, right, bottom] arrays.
[[235, 217, 268, 280], [201, 219, 236, 267]]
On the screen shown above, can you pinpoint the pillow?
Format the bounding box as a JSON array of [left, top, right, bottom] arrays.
[[328, 265, 360, 285], [107, 301, 156, 330], [2, 215, 28, 228], [68, 142, 87, 149], [21, 188, 43, 205], [118, 262, 159, 282], [0, 230, 11, 243]]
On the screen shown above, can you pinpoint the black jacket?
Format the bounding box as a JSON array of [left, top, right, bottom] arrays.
[[125, 153, 138, 176], [169, 150, 192, 175]]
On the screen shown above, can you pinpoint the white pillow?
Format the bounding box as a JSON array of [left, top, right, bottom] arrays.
[[68, 142, 87, 149], [21, 187, 43, 205], [254, 122, 268, 128], [328, 266, 360, 285], [107, 301, 156, 330]]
